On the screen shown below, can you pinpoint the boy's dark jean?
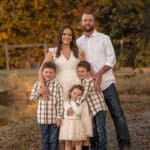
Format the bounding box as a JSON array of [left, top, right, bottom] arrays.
[[103, 83, 130, 149], [40, 124, 59, 150], [90, 110, 107, 150]]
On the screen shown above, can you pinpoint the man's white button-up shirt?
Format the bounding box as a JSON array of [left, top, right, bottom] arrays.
[[77, 30, 116, 90]]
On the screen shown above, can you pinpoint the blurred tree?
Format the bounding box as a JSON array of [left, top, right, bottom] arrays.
[[0, 0, 148, 68]]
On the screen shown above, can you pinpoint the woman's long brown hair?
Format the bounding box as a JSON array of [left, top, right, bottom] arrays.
[[56, 24, 79, 58]]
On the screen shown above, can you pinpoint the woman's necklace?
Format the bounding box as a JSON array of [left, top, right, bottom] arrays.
[[61, 49, 71, 60]]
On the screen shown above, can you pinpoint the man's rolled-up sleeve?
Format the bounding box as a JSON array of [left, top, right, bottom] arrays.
[[104, 36, 116, 68]]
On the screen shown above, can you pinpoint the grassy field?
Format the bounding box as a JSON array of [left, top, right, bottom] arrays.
[[0, 68, 150, 150]]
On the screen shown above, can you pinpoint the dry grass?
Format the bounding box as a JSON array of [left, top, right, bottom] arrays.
[[0, 71, 37, 122], [116, 72, 150, 95], [0, 69, 150, 122], [120, 94, 150, 113], [0, 117, 41, 150]]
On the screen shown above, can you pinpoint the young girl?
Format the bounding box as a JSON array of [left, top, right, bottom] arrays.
[[59, 85, 86, 150]]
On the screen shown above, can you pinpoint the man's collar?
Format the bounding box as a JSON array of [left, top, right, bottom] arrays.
[[83, 30, 98, 38]]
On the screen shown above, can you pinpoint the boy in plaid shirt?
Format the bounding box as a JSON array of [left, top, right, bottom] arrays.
[[30, 61, 63, 150], [77, 61, 107, 150]]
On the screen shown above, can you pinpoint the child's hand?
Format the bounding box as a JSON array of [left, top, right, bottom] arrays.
[[55, 118, 62, 127], [67, 107, 74, 116], [38, 86, 49, 100], [37, 88, 45, 95]]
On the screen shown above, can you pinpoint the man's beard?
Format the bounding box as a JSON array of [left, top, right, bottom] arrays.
[[83, 25, 94, 32]]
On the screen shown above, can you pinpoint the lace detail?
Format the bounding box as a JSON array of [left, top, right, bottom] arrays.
[[49, 47, 80, 100]]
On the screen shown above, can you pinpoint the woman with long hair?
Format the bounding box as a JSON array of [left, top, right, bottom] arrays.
[[39, 24, 81, 100], [38, 24, 92, 150]]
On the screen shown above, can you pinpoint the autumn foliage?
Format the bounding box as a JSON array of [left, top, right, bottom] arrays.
[[0, 0, 149, 68]]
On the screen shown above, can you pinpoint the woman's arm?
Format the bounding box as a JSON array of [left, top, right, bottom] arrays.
[[38, 51, 53, 86], [79, 48, 86, 61], [38, 51, 53, 98]]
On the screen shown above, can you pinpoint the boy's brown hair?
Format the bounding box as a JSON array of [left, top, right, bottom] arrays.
[[77, 61, 91, 71], [42, 61, 56, 72]]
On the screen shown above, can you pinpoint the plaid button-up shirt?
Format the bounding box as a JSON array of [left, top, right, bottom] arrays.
[[79, 76, 107, 116], [30, 79, 63, 124]]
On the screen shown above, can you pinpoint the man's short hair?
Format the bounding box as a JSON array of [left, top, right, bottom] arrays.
[[77, 61, 91, 71], [82, 11, 95, 20], [42, 61, 56, 72]]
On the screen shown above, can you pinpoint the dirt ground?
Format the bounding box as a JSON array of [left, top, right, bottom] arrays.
[[0, 98, 149, 150], [107, 110, 150, 150]]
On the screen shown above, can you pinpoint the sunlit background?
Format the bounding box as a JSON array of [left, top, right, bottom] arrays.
[[0, 1, 149, 150]]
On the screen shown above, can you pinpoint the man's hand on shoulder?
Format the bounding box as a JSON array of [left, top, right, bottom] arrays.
[[91, 72, 102, 92]]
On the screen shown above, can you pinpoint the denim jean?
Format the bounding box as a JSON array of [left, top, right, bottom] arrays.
[[40, 124, 59, 150], [103, 83, 130, 149], [90, 111, 107, 150]]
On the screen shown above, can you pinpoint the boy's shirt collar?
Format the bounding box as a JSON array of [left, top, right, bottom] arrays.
[[45, 79, 55, 86], [82, 75, 92, 82]]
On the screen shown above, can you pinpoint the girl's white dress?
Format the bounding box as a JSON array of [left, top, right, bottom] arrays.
[[59, 100, 86, 141], [49, 48, 93, 137]]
